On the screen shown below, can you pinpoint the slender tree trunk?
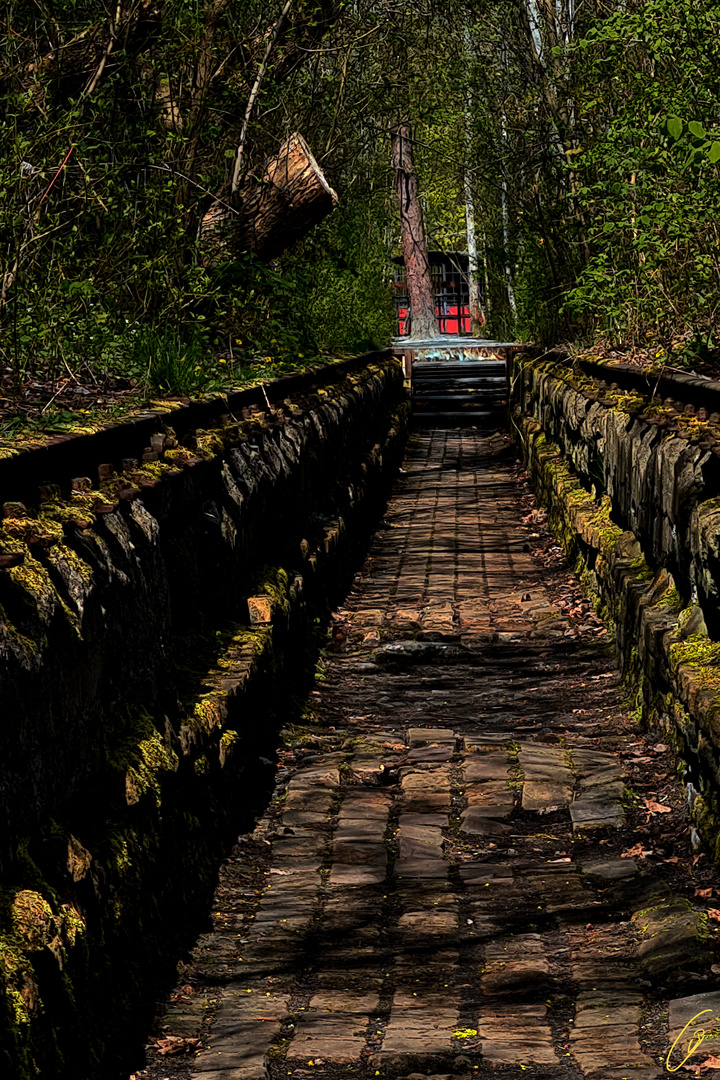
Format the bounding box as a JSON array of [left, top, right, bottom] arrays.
[[482, 225, 492, 325], [500, 134, 517, 317], [500, 46, 517, 320], [463, 30, 485, 337], [391, 123, 437, 340], [464, 173, 484, 336]]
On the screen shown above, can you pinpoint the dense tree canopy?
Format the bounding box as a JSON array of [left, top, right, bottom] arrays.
[[1, 0, 719, 406]]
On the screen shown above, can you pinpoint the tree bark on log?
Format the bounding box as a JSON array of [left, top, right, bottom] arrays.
[[392, 123, 437, 340], [200, 133, 338, 264]]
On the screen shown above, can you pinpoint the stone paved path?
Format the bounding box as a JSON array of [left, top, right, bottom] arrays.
[[141, 430, 720, 1080]]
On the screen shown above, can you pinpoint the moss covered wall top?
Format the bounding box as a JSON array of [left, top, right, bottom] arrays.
[[511, 354, 720, 634], [0, 356, 404, 865]]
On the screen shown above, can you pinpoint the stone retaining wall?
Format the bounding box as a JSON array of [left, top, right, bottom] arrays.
[[0, 355, 409, 1080], [511, 354, 720, 632], [510, 354, 720, 871]]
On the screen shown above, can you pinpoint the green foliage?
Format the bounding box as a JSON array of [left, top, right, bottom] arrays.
[[129, 327, 223, 397], [0, 0, 393, 400], [284, 189, 395, 355], [6, 0, 718, 372], [562, 0, 720, 344]]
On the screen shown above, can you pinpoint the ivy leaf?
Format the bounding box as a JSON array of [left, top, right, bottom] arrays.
[[688, 120, 706, 138], [708, 141, 720, 164], [667, 116, 683, 140]]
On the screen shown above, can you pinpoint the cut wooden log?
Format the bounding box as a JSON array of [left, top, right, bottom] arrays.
[[200, 133, 338, 263]]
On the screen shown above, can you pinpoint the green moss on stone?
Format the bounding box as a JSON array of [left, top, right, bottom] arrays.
[[1, 514, 64, 548], [110, 714, 178, 807], [40, 495, 96, 529], [669, 636, 720, 691], [657, 585, 682, 610]]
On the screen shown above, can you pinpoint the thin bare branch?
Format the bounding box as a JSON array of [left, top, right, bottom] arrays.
[[231, 0, 294, 194]]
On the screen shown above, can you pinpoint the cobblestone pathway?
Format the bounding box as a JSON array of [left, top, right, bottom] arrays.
[[143, 430, 720, 1080]]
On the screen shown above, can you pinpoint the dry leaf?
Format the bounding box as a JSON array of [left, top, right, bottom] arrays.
[[154, 1036, 201, 1056], [621, 843, 652, 858], [707, 909, 720, 921], [698, 1055, 720, 1068], [696, 887, 714, 898], [664, 856, 679, 864], [643, 798, 672, 814]]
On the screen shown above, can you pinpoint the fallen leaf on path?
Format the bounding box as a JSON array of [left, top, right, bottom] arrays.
[[643, 798, 672, 814], [696, 887, 714, 898], [154, 1036, 201, 1055], [707, 908, 720, 921], [698, 1055, 720, 1069], [653, 743, 669, 752], [664, 856, 679, 864], [621, 843, 653, 858]]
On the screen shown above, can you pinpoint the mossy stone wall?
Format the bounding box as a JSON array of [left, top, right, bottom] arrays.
[[510, 355, 720, 870], [512, 355, 720, 634], [0, 356, 409, 1079]]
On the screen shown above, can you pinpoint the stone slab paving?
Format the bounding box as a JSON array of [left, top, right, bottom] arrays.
[[135, 430, 720, 1080]]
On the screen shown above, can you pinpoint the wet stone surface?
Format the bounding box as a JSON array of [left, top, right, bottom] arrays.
[[132, 430, 720, 1080]]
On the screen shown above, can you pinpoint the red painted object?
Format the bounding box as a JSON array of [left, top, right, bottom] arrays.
[[393, 251, 481, 337], [397, 304, 471, 336]]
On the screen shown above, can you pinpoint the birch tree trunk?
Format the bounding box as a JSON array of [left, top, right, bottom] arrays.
[[500, 46, 517, 319], [464, 173, 484, 336], [391, 123, 437, 340], [463, 29, 485, 337]]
